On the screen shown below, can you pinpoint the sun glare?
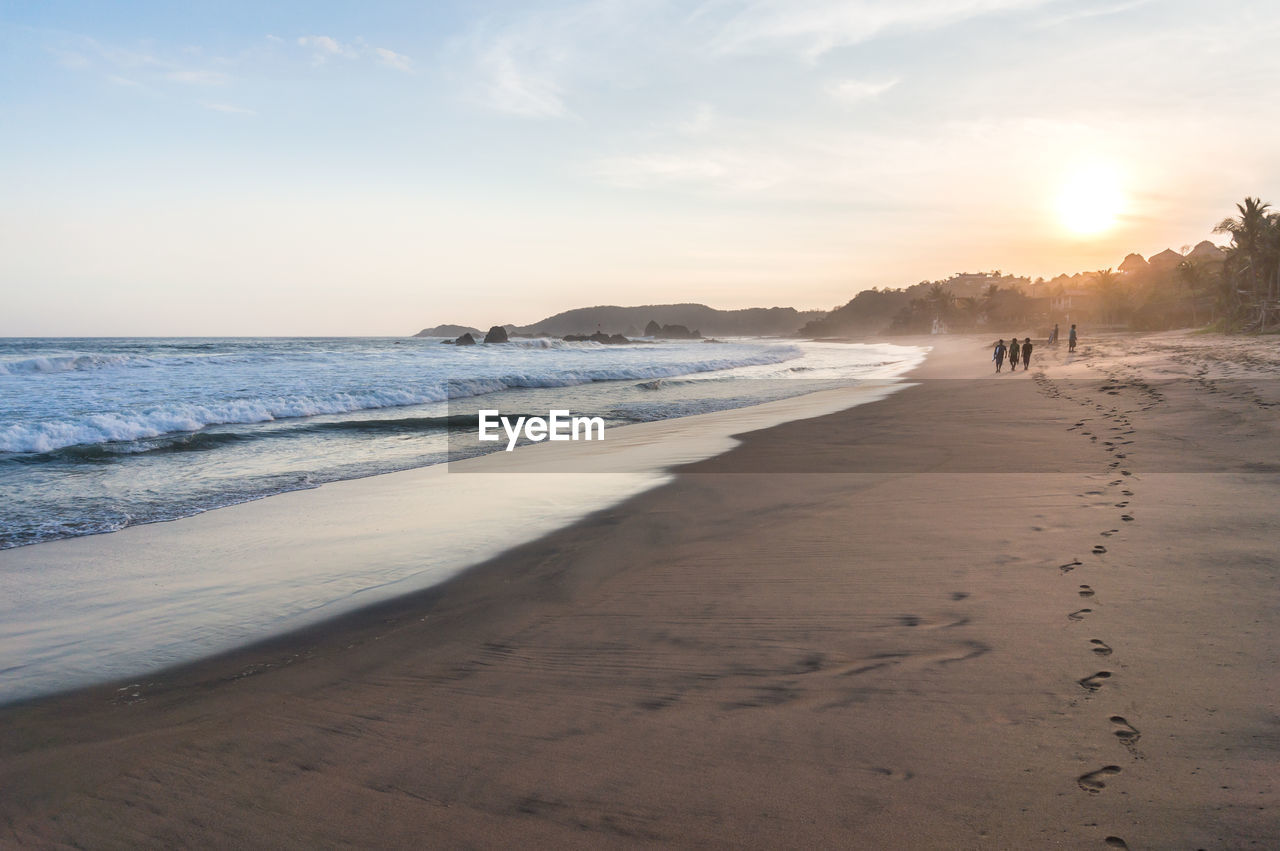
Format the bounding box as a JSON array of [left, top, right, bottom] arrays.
[[1057, 164, 1125, 235]]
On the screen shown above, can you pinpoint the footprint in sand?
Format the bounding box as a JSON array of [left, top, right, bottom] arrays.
[[1108, 480, 1123, 486], [1089, 639, 1113, 656], [1068, 609, 1092, 622], [1059, 559, 1083, 574], [1078, 585, 1095, 598], [1099, 530, 1117, 537], [1077, 765, 1122, 793], [1078, 671, 1112, 692], [950, 591, 970, 601], [1121, 489, 1134, 496], [1114, 501, 1129, 507], [1104, 838, 1129, 849], [1110, 716, 1141, 747], [1120, 514, 1134, 522], [1092, 545, 1107, 554]]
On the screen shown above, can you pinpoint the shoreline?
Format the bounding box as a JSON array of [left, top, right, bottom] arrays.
[[2, 331, 1277, 847], [0, 344, 926, 704]]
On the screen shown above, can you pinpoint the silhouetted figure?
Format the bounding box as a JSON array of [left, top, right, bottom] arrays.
[[1022, 337, 1033, 369], [1008, 337, 1021, 371], [1069, 324, 1078, 353], [993, 339, 1007, 372], [1051, 323, 1060, 345]]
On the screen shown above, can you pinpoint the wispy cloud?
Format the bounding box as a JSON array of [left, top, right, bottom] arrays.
[[297, 35, 358, 62], [374, 47, 413, 72], [167, 69, 229, 85], [1032, 0, 1152, 29], [450, 1, 663, 120], [46, 34, 235, 89], [297, 35, 414, 72], [828, 78, 899, 103], [47, 47, 91, 70], [710, 0, 1055, 58], [473, 35, 568, 118], [204, 103, 256, 115]]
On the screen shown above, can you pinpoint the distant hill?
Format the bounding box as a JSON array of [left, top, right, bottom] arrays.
[[513, 304, 823, 337], [413, 324, 483, 338], [796, 289, 917, 338]]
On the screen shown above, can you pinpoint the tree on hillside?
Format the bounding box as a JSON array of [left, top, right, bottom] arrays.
[[925, 282, 955, 320], [1091, 268, 1130, 326]]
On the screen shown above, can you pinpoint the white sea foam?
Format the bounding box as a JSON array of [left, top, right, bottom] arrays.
[[0, 345, 804, 453]]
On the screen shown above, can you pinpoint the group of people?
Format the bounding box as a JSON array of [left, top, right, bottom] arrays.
[[992, 324, 1078, 372], [1045, 322, 1079, 351], [993, 337, 1033, 372]]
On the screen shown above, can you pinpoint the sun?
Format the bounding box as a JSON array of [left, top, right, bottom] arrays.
[[1057, 164, 1125, 235]]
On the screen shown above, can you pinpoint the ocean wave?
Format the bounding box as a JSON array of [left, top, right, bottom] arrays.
[[0, 347, 802, 454], [0, 353, 159, 375], [0, 388, 437, 454]]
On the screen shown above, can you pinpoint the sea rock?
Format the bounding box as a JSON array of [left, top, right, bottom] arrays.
[[454, 333, 476, 346], [653, 324, 701, 340], [483, 325, 509, 343], [644, 320, 662, 337]]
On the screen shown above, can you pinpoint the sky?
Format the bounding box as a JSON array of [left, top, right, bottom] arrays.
[[1, 0, 1277, 336]]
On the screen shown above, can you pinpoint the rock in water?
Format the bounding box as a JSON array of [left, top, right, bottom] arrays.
[[455, 332, 476, 346], [483, 325, 509, 343]]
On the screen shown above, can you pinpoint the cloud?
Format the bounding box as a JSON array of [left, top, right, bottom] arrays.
[[167, 69, 230, 85], [828, 78, 899, 103], [204, 103, 256, 115], [297, 35, 358, 62], [473, 36, 568, 118], [47, 48, 91, 70], [710, 0, 1055, 58], [374, 47, 413, 72], [450, 1, 662, 120], [296, 35, 413, 71]]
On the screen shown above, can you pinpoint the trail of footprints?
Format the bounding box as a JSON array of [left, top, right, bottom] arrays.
[[1037, 373, 1150, 848]]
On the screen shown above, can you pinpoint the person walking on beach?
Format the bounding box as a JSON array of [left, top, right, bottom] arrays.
[[1008, 337, 1020, 371], [1051, 323, 1060, 345], [1068, 324, 1078, 353], [1022, 337, 1033, 370], [993, 339, 1007, 372]]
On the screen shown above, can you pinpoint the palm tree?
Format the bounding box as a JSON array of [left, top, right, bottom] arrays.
[[1213, 197, 1272, 300], [925, 282, 955, 322], [1092, 268, 1127, 326], [1175, 259, 1203, 326]]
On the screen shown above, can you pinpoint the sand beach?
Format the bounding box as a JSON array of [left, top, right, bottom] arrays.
[[1, 331, 1277, 848]]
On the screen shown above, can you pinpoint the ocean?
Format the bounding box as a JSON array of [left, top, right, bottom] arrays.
[[0, 335, 926, 700]]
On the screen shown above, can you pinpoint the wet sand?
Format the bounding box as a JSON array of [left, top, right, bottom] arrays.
[[1, 331, 1277, 848]]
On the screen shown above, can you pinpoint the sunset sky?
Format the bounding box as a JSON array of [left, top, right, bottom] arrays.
[[2, 0, 1276, 335]]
